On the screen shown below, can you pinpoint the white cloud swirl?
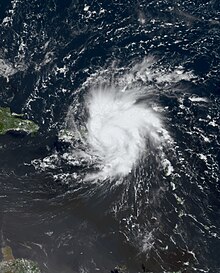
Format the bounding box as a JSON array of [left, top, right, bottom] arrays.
[[86, 86, 163, 178]]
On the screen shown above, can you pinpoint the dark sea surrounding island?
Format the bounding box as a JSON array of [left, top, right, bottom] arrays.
[[0, 0, 220, 272]]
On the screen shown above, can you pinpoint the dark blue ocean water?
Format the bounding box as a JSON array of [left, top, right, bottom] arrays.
[[0, 1, 220, 272]]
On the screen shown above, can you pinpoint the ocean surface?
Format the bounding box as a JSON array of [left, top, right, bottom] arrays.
[[0, 0, 220, 272]]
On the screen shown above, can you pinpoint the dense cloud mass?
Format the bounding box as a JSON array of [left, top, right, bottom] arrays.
[[86, 86, 162, 178]]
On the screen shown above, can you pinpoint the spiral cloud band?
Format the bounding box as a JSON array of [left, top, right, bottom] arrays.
[[86, 86, 163, 178]]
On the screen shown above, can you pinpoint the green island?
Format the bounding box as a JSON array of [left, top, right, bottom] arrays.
[[0, 258, 41, 273], [0, 107, 39, 135], [0, 245, 41, 273]]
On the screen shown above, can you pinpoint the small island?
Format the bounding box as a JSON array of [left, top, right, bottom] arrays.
[[0, 107, 39, 135]]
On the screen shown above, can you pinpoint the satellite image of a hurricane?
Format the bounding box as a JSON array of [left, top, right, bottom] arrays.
[[0, 0, 220, 273]]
